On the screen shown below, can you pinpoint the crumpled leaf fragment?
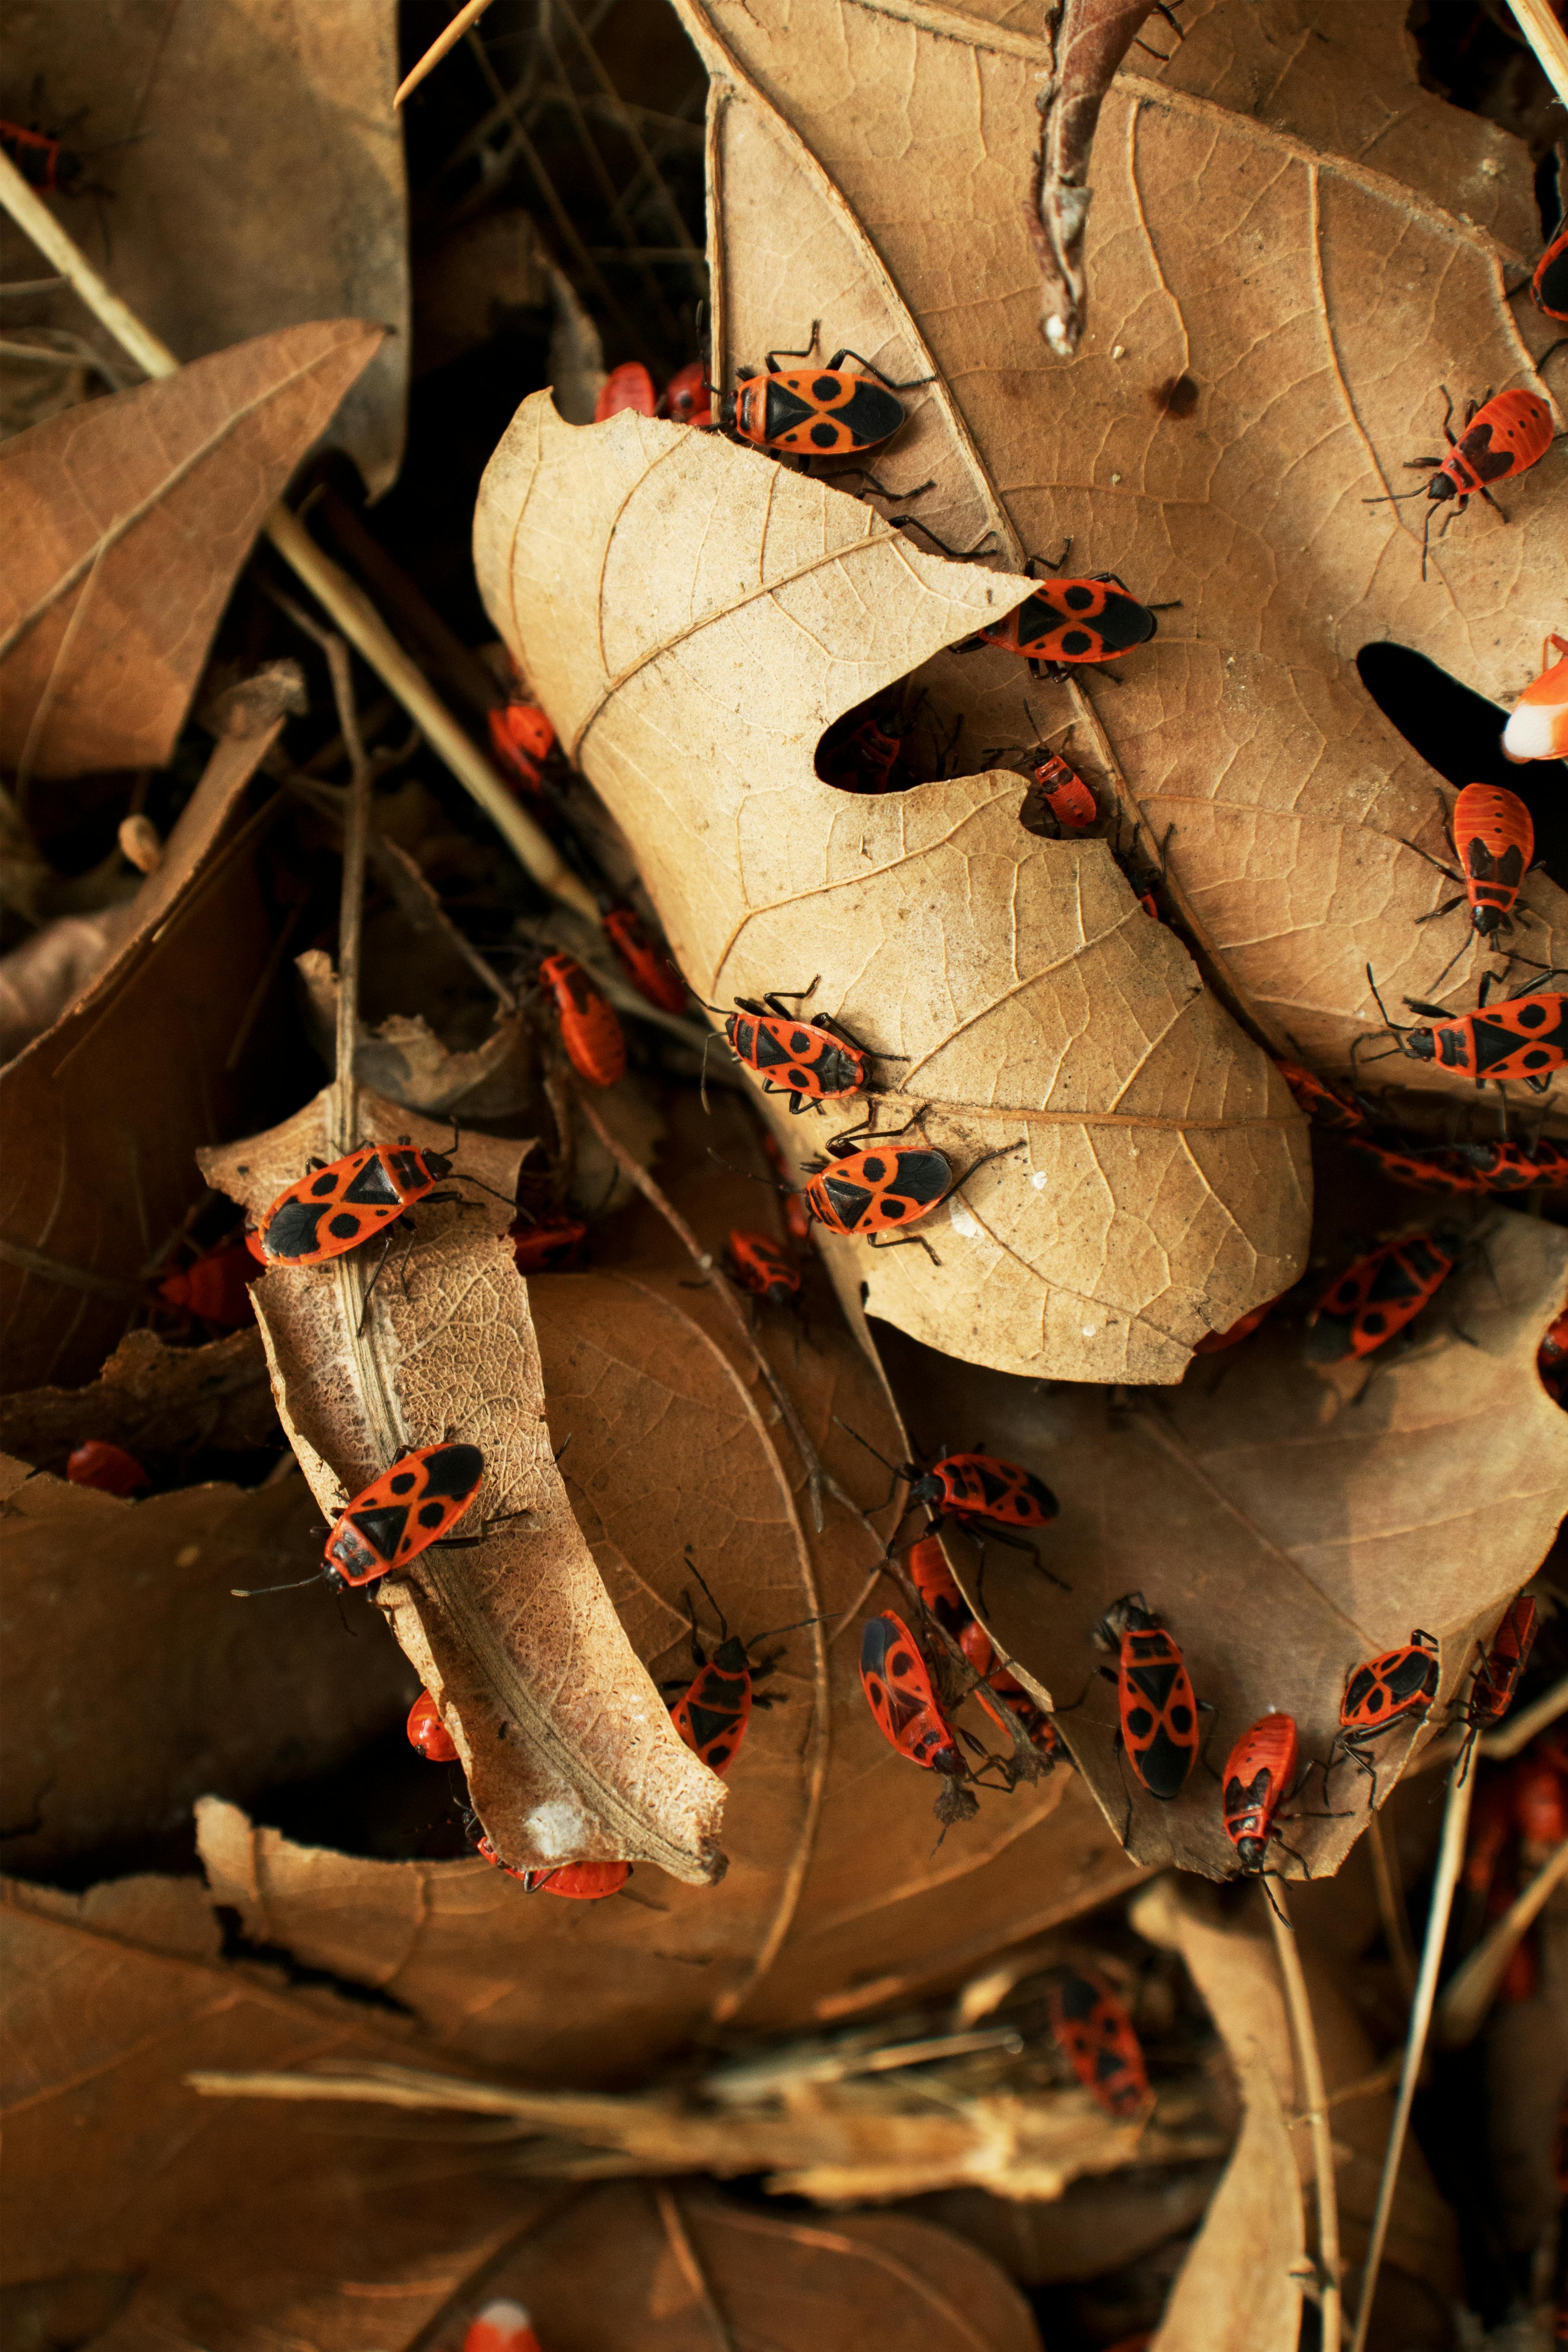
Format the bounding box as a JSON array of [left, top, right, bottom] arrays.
[[201, 1091, 727, 1886], [474, 394, 1310, 1384]]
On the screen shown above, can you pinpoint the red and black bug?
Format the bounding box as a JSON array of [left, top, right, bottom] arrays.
[[1449, 1136, 1568, 1192], [703, 980, 874, 1115], [1539, 1308, 1568, 1405], [1407, 783, 1535, 987], [1221, 1712, 1300, 1876], [1467, 1595, 1538, 1731], [800, 1112, 1021, 1263], [603, 907, 686, 1013], [725, 1228, 801, 1307], [258, 1138, 469, 1266], [664, 1568, 820, 1780], [1364, 965, 1568, 1097], [977, 571, 1165, 683], [907, 1536, 1065, 1761], [510, 1211, 589, 1275], [1532, 219, 1568, 325], [1022, 752, 1098, 834], [488, 701, 555, 791], [1277, 1060, 1369, 1132], [1341, 1136, 1487, 1197], [539, 952, 627, 1087], [1365, 385, 1557, 577], [1332, 1629, 1441, 1800], [407, 1690, 459, 1762], [855, 1436, 1064, 1590], [1193, 1295, 1281, 1354], [67, 1440, 149, 1497], [1091, 1593, 1204, 1810], [234, 1444, 486, 1598], [860, 1609, 977, 1825], [661, 359, 709, 424], [1305, 1232, 1455, 1363], [713, 322, 932, 464], [817, 695, 923, 794], [1046, 1967, 1152, 2119], [157, 1239, 260, 1328]]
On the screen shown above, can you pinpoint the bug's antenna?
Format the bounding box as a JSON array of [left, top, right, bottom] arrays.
[[231, 1572, 323, 1598], [683, 1547, 728, 1642], [832, 1415, 902, 1475], [1363, 964, 1403, 1039]]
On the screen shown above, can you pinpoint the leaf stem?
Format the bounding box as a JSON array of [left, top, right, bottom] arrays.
[[1266, 1883, 1341, 2352], [394, 0, 501, 107], [1347, 1752, 1477, 2352]]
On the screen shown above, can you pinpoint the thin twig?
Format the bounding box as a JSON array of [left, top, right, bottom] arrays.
[[1432, 1836, 1568, 2050], [1348, 1753, 1477, 2352], [325, 637, 372, 1150], [653, 2188, 739, 2352], [1507, 0, 1568, 109], [1367, 1812, 1418, 2003], [568, 1087, 835, 1532], [0, 152, 596, 920], [1267, 1884, 1341, 2352], [395, 0, 501, 106]]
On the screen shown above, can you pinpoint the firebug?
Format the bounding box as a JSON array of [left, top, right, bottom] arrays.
[[1047, 1967, 1152, 2118], [1305, 1232, 1455, 1363], [1221, 1711, 1300, 1877], [1365, 385, 1557, 576], [539, 952, 627, 1087]]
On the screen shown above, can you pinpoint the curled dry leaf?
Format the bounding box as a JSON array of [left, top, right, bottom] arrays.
[[0, 1325, 278, 1473], [1032, 0, 1161, 359], [475, 396, 1310, 1384], [1147, 2049, 1303, 2352], [296, 948, 535, 1121], [192, 1255, 1133, 2079], [0, 729, 280, 1394], [0, 904, 135, 1063], [666, 0, 1567, 1094], [877, 1205, 1568, 1879], [0, 1443, 412, 1879], [0, 320, 383, 778], [2, 0, 408, 494], [202, 1092, 725, 1887]]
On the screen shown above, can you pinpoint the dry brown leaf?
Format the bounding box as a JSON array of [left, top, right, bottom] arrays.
[[1032, 0, 1161, 358], [0, 320, 382, 777], [0, 1327, 277, 1474], [2, 0, 407, 494], [0, 904, 135, 1062], [201, 1093, 727, 1887], [906, 2162, 1224, 2286], [0, 1443, 412, 1879], [1132, 1874, 1462, 2296], [1147, 2049, 1303, 2352], [877, 1205, 1568, 1879], [662, 0, 1568, 1093], [296, 947, 535, 1121], [0, 729, 280, 1394], [475, 394, 1311, 1385]]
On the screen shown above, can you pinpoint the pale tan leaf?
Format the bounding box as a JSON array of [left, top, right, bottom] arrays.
[[0, 729, 280, 1394], [666, 0, 1568, 1096], [474, 395, 1311, 1384], [1148, 2050, 1303, 2352], [295, 948, 535, 1121], [1, 0, 407, 494], [878, 1205, 1568, 1877], [0, 321, 383, 776], [201, 1094, 727, 1887]]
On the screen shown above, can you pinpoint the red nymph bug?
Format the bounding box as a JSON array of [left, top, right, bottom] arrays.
[[1448, 1136, 1568, 1192], [67, 1440, 149, 1497], [817, 695, 923, 793], [859, 1609, 977, 1827], [1276, 1060, 1369, 1131], [1467, 1595, 1538, 1731], [1341, 1136, 1487, 1196], [725, 1228, 801, 1307], [1046, 1967, 1152, 2119], [256, 1131, 508, 1267], [407, 1690, 460, 1763], [701, 978, 877, 1115], [232, 1443, 485, 1598], [1363, 964, 1568, 1096], [1305, 1232, 1455, 1363], [510, 1211, 589, 1275], [800, 1111, 1021, 1262], [1022, 752, 1098, 834], [1406, 783, 1535, 987], [712, 322, 933, 464], [664, 1565, 826, 1780], [1, 118, 72, 192], [661, 360, 709, 423], [1539, 1308, 1568, 1404], [539, 952, 627, 1087], [1364, 385, 1557, 577], [1503, 632, 1568, 764], [1221, 1711, 1300, 1878], [478, 1838, 632, 1900], [906, 1536, 1064, 1760], [157, 1239, 260, 1328], [488, 701, 555, 791], [464, 2299, 543, 2352], [1192, 1295, 1281, 1353], [595, 361, 657, 421], [845, 1427, 1064, 1590], [603, 907, 686, 1013], [1332, 1629, 1441, 1800], [1090, 1592, 1205, 1810], [1532, 220, 1568, 324]]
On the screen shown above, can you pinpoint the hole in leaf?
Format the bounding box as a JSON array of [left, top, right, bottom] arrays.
[[1355, 642, 1567, 887]]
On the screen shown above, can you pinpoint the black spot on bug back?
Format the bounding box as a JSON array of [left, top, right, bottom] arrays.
[[837, 380, 904, 446], [342, 1154, 404, 1207], [1056, 1973, 1098, 2022], [328, 1212, 364, 1240], [310, 1171, 340, 1196], [764, 378, 817, 441], [823, 1175, 873, 1225], [812, 375, 840, 400], [810, 422, 840, 448], [417, 1501, 446, 1528], [1150, 372, 1199, 419], [1059, 630, 1094, 657], [1138, 1724, 1194, 1799], [348, 1503, 410, 1561], [263, 1198, 332, 1259], [390, 1471, 417, 1494], [860, 1156, 887, 1183], [685, 1700, 739, 1752], [1062, 584, 1096, 612], [420, 1444, 484, 1500]]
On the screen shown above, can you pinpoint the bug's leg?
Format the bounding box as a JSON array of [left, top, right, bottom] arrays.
[[837, 469, 935, 500], [762, 982, 823, 1014], [823, 348, 935, 391], [1437, 386, 1457, 445], [764, 323, 822, 371], [356, 1229, 403, 1335], [1026, 538, 1072, 575], [1412, 895, 1466, 924], [867, 1230, 944, 1265], [890, 517, 999, 561], [1478, 486, 1509, 518]]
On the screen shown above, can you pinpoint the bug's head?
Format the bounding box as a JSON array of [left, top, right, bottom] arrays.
[[423, 1150, 454, 1180], [933, 1746, 967, 1778], [1425, 472, 1458, 505], [1402, 1025, 1438, 1062], [1233, 1835, 1267, 1869]]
